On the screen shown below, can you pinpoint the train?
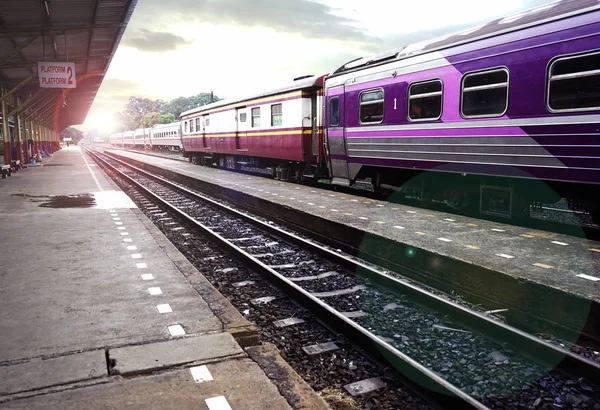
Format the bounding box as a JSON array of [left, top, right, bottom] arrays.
[[114, 1, 600, 222], [109, 121, 182, 150]]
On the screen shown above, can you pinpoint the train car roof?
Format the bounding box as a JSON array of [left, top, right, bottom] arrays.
[[152, 121, 181, 129], [329, 0, 600, 78], [180, 74, 326, 118]]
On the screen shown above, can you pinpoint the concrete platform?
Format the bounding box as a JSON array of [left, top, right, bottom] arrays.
[[0, 146, 316, 409], [107, 149, 600, 342]]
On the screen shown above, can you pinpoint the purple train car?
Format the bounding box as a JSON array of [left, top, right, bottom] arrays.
[[323, 0, 600, 220]]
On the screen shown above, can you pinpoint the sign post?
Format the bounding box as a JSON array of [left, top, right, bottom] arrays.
[[38, 62, 76, 89]]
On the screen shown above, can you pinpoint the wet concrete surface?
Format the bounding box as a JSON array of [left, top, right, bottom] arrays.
[[0, 147, 300, 409]]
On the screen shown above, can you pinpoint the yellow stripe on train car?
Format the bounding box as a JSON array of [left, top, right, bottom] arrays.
[[182, 129, 322, 139]]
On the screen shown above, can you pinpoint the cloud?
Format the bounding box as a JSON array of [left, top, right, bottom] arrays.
[[123, 29, 195, 53], [140, 0, 372, 44]]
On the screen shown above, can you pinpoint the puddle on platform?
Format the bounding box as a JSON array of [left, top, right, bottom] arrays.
[[40, 194, 95, 208], [12, 191, 137, 209]]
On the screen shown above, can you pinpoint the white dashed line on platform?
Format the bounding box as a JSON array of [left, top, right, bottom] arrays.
[[444, 219, 455, 222], [359, 217, 368, 220], [115, 222, 123, 225], [376, 204, 385, 207], [330, 209, 339, 212], [136, 263, 148, 269], [393, 226, 405, 229], [205, 396, 232, 410], [496, 253, 515, 259], [577, 274, 600, 281], [118, 227, 126, 230], [551, 241, 569, 246], [406, 211, 416, 214], [131, 253, 142, 259], [307, 202, 315, 205], [168, 324, 185, 336], [123, 238, 133, 243], [319, 206, 325, 208], [141, 274, 154, 280], [127, 245, 137, 250], [375, 221, 385, 224], [190, 365, 213, 383], [438, 238, 452, 242], [113, 217, 120, 221], [157, 304, 173, 313], [466, 245, 480, 250], [344, 213, 353, 216], [120, 232, 129, 236], [491, 229, 505, 232], [533, 263, 553, 269], [148, 287, 162, 295], [111, 213, 118, 216], [415, 231, 426, 235]]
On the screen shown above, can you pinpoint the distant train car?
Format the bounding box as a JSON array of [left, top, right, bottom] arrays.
[[122, 130, 134, 148], [133, 128, 151, 148], [109, 132, 123, 146], [180, 75, 325, 180], [149, 122, 182, 150], [323, 1, 600, 221]]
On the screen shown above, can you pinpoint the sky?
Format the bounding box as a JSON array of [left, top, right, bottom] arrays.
[[81, 0, 552, 134]]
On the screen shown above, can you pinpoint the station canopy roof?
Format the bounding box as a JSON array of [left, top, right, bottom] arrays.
[[0, 0, 138, 131]]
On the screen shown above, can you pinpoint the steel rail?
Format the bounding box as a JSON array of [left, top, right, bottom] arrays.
[[89, 148, 489, 409], [93, 149, 600, 403]]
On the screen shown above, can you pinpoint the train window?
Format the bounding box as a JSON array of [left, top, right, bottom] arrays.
[[204, 116, 210, 127], [184, 121, 189, 133], [271, 104, 282, 126], [252, 107, 260, 127], [548, 51, 600, 112], [359, 88, 384, 124], [461, 68, 509, 117], [239, 113, 247, 122], [408, 79, 442, 121], [190, 119, 195, 133], [195, 118, 200, 131], [330, 98, 339, 127]]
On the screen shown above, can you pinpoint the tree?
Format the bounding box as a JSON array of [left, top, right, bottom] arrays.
[[163, 92, 220, 118], [124, 97, 166, 127], [112, 92, 220, 130], [114, 111, 137, 131], [141, 112, 176, 128], [60, 127, 84, 143]]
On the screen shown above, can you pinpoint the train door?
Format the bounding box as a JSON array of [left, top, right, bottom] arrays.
[[202, 115, 209, 148], [311, 94, 318, 157], [325, 87, 350, 185], [235, 107, 246, 150]]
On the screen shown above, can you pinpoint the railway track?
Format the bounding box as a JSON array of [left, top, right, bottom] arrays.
[[89, 149, 600, 409], [108, 146, 600, 241]]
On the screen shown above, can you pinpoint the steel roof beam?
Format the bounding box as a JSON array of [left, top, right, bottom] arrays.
[[0, 56, 110, 70], [0, 23, 126, 39], [0, 35, 38, 68], [85, 0, 99, 74], [0, 71, 37, 105], [9, 88, 52, 117]]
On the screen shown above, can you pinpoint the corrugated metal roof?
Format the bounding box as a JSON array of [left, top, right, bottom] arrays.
[[0, 0, 138, 130]]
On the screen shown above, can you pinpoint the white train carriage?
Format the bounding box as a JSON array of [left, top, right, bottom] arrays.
[[150, 122, 182, 150], [122, 130, 134, 147], [109, 132, 123, 146], [133, 128, 151, 148]]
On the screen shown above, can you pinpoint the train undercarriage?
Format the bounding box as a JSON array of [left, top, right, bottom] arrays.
[[360, 166, 600, 224]]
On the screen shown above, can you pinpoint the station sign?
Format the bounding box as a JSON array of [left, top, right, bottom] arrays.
[[38, 62, 76, 88]]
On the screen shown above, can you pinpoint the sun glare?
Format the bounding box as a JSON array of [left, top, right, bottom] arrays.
[[88, 112, 116, 135]]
